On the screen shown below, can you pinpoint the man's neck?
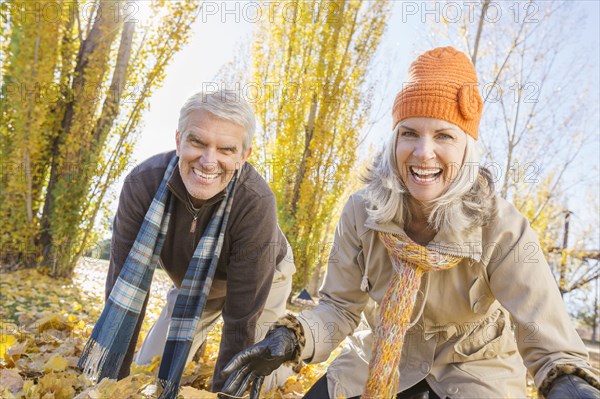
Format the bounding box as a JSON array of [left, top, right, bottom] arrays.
[[187, 192, 206, 209]]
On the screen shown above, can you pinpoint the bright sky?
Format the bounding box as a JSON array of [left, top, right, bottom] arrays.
[[128, 1, 418, 164], [110, 1, 599, 239]]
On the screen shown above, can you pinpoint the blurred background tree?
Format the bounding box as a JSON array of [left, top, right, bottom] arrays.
[[1, 0, 201, 276], [249, 0, 391, 290]]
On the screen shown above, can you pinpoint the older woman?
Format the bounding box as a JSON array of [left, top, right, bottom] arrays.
[[219, 47, 600, 399]]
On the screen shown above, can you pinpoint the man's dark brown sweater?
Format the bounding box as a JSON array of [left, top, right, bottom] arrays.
[[106, 150, 287, 391]]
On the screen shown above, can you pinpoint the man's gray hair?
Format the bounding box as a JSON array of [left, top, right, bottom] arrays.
[[362, 125, 496, 234], [178, 89, 256, 152]]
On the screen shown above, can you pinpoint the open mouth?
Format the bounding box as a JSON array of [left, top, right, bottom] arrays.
[[409, 166, 443, 182], [192, 167, 222, 181]]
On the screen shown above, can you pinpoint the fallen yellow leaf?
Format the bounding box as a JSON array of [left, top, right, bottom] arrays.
[[180, 386, 218, 398], [34, 372, 76, 399], [0, 368, 24, 393], [44, 354, 69, 372], [37, 313, 69, 333], [0, 333, 17, 359], [4, 339, 30, 366]]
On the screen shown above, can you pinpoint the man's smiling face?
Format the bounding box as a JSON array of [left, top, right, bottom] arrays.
[[176, 110, 251, 203]]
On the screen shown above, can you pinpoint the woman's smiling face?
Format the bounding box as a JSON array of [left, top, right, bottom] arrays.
[[395, 117, 467, 203]]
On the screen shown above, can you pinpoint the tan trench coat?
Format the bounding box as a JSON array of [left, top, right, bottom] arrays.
[[297, 189, 598, 398]]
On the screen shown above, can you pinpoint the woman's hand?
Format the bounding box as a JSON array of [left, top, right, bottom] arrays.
[[218, 327, 299, 399]]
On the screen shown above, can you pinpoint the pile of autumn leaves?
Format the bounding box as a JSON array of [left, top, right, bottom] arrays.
[[0, 259, 325, 398]]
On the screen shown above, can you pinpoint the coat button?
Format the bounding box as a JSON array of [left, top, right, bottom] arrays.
[[473, 295, 489, 313], [473, 298, 483, 313], [420, 361, 431, 374], [484, 349, 496, 359], [447, 386, 459, 395]]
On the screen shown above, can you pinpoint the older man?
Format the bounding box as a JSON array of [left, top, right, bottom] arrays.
[[79, 90, 293, 397]]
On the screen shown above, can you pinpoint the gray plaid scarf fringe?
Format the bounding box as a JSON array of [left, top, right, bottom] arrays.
[[78, 155, 240, 399]]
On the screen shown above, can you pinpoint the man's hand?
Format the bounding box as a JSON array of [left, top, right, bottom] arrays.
[[218, 327, 299, 398]]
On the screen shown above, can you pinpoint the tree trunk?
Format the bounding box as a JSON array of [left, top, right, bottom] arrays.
[[75, 20, 135, 259], [38, 0, 122, 273], [290, 92, 318, 216], [307, 260, 323, 297], [471, 0, 490, 66]]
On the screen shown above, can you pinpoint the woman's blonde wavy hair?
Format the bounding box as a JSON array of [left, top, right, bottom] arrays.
[[362, 125, 496, 234]]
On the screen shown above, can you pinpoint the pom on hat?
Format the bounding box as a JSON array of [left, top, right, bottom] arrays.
[[458, 84, 483, 121], [392, 46, 483, 140]]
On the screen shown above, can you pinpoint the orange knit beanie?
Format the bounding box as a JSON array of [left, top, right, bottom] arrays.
[[392, 46, 483, 140]]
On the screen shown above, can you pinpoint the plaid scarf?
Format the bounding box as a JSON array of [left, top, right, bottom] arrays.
[[79, 155, 240, 399], [363, 232, 463, 399]]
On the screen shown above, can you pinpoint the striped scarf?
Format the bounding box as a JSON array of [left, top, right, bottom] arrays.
[[363, 232, 463, 399], [79, 155, 239, 399]]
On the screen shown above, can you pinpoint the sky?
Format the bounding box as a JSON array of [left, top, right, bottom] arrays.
[[127, 1, 416, 164], [109, 0, 600, 240], [129, 0, 599, 160]]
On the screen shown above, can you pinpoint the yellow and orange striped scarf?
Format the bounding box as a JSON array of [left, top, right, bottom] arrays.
[[363, 232, 463, 399]]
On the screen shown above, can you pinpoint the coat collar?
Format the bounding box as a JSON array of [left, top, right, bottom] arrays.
[[364, 215, 483, 262]]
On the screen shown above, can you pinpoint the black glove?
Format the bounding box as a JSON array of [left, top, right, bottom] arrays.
[[546, 374, 600, 399], [218, 327, 299, 399]]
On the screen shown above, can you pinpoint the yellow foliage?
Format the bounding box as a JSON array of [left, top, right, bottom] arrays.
[[179, 386, 217, 398], [251, 0, 392, 289], [1, 0, 202, 277], [1, 334, 17, 359], [43, 355, 69, 372], [37, 314, 71, 334], [0, 256, 551, 398], [5, 339, 31, 366], [24, 372, 77, 399], [130, 355, 162, 374]]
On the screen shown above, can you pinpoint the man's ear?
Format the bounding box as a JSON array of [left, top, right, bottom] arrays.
[[175, 130, 182, 156], [241, 146, 252, 163]]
